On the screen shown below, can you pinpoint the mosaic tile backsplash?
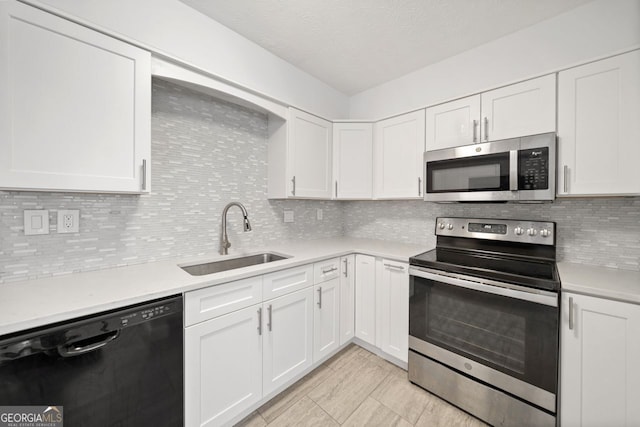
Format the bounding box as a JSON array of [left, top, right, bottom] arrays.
[[343, 198, 640, 271], [1, 79, 639, 283], [0, 80, 343, 283]]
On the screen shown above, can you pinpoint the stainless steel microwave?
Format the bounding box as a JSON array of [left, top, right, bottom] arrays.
[[424, 132, 556, 202]]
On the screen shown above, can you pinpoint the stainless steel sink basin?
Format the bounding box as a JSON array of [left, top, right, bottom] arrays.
[[180, 253, 290, 276]]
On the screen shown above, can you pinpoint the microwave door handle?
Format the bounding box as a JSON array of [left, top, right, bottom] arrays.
[[509, 150, 518, 191]]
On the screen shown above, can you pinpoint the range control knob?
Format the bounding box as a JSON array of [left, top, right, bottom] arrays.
[[514, 226, 524, 236], [438, 223, 445, 230], [527, 228, 538, 237], [540, 229, 551, 238], [447, 224, 454, 230]]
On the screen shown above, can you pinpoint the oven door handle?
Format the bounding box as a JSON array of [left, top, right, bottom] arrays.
[[409, 267, 558, 307]]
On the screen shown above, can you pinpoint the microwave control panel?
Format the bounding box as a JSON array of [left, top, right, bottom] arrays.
[[518, 147, 549, 190]]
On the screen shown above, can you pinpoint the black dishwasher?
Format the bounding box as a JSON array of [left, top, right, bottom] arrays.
[[0, 294, 183, 427]]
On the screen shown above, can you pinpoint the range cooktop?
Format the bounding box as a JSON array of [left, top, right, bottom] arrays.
[[409, 217, 560, 292]]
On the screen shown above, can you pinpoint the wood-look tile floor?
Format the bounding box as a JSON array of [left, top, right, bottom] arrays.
[[236, 344, 489, 427]]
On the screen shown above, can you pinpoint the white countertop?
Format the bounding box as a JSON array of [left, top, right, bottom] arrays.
[[0, 237, 429, 336], [558, 262, 640, 304]]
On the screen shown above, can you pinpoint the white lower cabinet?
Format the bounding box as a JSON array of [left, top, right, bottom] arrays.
[[262, 287, 314, 396], [339, 255, 356, 345], [185, 305, 263, 427], [355, 254, 376, 345], [313, 278, 340, 361], [561, 292, 640, 427], [376, 259, 409, 363]]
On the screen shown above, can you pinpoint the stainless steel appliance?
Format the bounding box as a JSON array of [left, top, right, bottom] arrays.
[[408, 217, 559, 427], [0, 295, 183, 426], [424, 132, 556, 202]]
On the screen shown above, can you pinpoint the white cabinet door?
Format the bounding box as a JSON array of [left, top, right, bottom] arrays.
[[481, 74, 556, 142], [425, 95, 481, 151], [288, 108, 333, 198], [339, 255, 355, 345], [263, 287, 314, 395], [333, 123, 373, 199], [313, 278, 340, 361], [561, 292, 640, 427], [557, 51, 640, 196], [185, 305, 263, 427], [355, 254, 376, 345], [376, 259, 409, 363], [373, 110, 425, 199], [0, 2, 151, 193]]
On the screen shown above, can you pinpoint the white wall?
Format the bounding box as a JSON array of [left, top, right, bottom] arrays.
[[25, 0, 349, 120], [349, 0, 640, 119]]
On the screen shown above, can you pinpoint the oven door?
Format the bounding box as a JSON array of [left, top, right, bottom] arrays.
[[424, 140, 519, 202], [409, 266, 558, 412]]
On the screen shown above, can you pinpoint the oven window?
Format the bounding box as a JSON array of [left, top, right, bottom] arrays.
[[409, 275, 558, 393], [426, 152, 509, 193]]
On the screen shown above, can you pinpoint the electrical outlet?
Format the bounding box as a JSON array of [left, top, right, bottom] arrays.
[[57, 210, 80, 233], [316, 209, 323, 220]]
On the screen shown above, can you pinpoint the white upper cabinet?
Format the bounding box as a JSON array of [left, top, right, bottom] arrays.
[[0, 2, 151, 193], [561, 292, 640, 427], [268, 108, 332, 199], [425, 75, 556, 151], [481, 74, 556, 142], [373, 110, 426, 199], [426, 95, 480, 151], [333, 123, 373, 199], [557, 50, 640, 196]]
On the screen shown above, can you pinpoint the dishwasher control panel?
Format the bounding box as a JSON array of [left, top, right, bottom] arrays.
[[118, 299, 181, 327]]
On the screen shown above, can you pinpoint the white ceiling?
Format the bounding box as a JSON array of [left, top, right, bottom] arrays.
[[180, 0, 594, 96]]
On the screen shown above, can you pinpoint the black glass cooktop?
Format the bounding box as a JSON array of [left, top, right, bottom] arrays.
[[410, 247, 560, 292]]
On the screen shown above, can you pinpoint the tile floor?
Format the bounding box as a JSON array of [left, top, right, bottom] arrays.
[[236, 344, 488, 427]]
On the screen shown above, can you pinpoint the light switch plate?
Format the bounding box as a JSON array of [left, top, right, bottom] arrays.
[[283, 209, 294, 223], [57, 209, 80, 233], [24, 210, 50, 235]]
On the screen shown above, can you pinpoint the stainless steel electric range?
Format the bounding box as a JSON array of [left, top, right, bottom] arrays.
[[408, 217, 560, 427]]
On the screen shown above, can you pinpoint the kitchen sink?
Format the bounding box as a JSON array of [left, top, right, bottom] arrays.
[[180, 252, 290, 276]]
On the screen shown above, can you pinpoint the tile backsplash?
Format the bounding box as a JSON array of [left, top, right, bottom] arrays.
[[343, 198, 640, 271], [1, 79, 638, 284], [0, 80, 342, 284]]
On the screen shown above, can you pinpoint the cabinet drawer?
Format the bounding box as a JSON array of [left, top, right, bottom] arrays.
[[263, 264, 314, 300], [185, 276, 263, 326], [314, 258, 341, 283]]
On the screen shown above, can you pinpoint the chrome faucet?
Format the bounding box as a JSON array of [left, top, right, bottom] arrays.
[[220, 202, 252, 255]]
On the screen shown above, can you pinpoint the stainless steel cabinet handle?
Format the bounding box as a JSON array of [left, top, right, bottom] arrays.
[[267, 305, 273, 331], [257, 307, 263, 335], [291, 176, 296, 196], [317, 287, 322, 309], [141, 159, 147, 190], [384, 263, 405, 271], [472, 119, 478, 142], [335, 180, 338, 198], [322, 267, 338, 274], [484, 117, 489, 141], [563, 165, 569, 193], [418, 177, 422, 197], [568, 297, 574, 330], [343, 258, 348, 277]]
